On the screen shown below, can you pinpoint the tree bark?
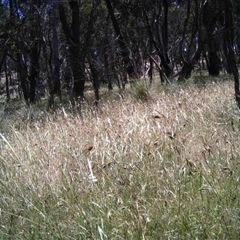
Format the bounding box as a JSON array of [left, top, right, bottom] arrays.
[[51, 3, 61, 97], [203, 0, 221, 76], [59, 0, 100, 99], [4, 60, 10, 101], [28, 2, 42, 104], [29, 33, 40, 103], [105, 0, 137, 80], [17, 53, 30, 104], [178, 0, 203, 81], [144, 12, 170, 82], [58, 1, 85, 99], [224, 0, 240, 110]]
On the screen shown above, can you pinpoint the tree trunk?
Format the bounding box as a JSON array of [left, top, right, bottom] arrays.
[[208, 50, 221, 76], [28, 4, 41, 104], [70, 0, 85, 98], [89, 55, 100, 105], [178, 62, 193, 80], [160, 0, 172, 77], [0, 51, 7, 74], [178, 0, 203, 81], [51, 3, 61, 98], [29, 41, 40, 103], [59, 0, 100, 99], [48, 4, 62, 109], [105, 0, 137, 80], [59, 1, 85, 99], [17, 53, 30, 104], [203, 0, 221, 76], [144, 10, 172, 82], [148, 56, 153, 83], [224, 0, 240, 110], [4, 60, 10, 101]]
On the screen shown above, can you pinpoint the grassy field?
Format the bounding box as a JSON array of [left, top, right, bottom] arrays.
[[0, 76, 240, 239]]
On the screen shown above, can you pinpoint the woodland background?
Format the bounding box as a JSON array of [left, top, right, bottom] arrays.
[[0, 0, 240, 107]]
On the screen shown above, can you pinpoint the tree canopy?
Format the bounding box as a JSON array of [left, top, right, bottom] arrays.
[[0, 0, 239, 108]]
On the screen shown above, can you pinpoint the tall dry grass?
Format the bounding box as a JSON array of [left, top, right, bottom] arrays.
[[0, 78, 240, 239]]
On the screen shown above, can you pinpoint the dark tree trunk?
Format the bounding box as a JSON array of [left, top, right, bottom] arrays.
[[69, 50, 85, 98], [120, 70, 128, 89], [51, 3, 61, 98], [59, 1, 85, 99], [178, 62, 193, 80], [178, 0, 191, 81], [0, 51, 7, 74], [203, 0, 221, 76], [4, 60, 10, 101], [160, 0, 172, 77], [59, 0, 100, 99], [80, 0, 101, 98], [178, 0, 203, 81], [28, 3, 42, 104], [144, 9, 172, 82], [104, 52, 114, 90], [17, 53, 30, 104], [224, 0, 240, 110], [48, 4, 62, 109], [105, 0, 137, 80], [208, 50, 221, 76], [89, 56, 100, 105], [69, 0, 85, 98], [222, 38, 232, 74], [148, 56, 153, 83], [29, 39, 40, 103]]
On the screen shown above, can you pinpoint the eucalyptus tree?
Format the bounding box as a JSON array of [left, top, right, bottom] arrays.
[[0, 1, 18, 99], [0, 0, 47, 104], [0, 0, 239, 106], [224, 0, 240, 110], [104, 0, 139, 88], [143, 0, 174, 81], [58, 0, 101, 99], [202, 0, 223, 76], [176, 0, 204, 81], [48, 1, 61, 107], [230, 0, 240, 63], [104, 0, 177, 84], [0, 3, 8, 73]]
